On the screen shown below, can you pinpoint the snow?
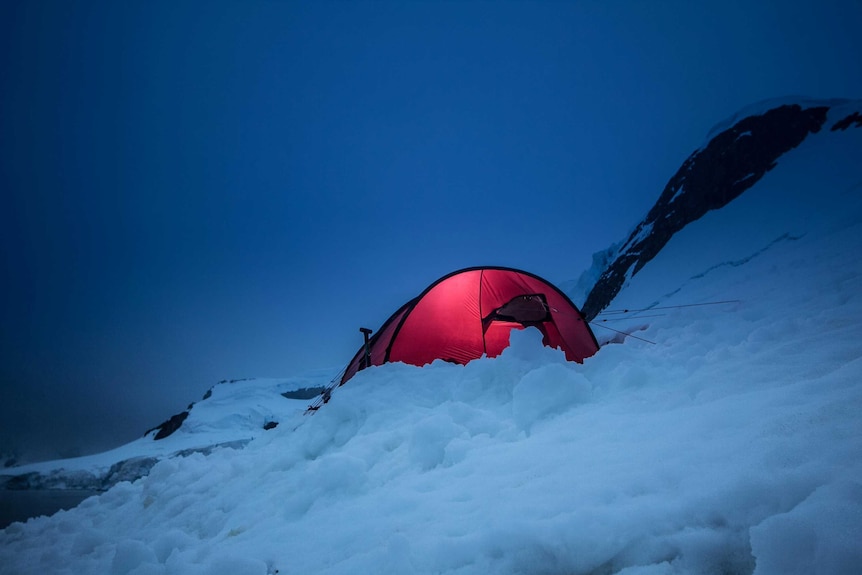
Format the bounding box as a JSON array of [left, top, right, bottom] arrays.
[[620, 221, 654, 255], [2, 110, 861, 574], [563, 239, 622, 307], [667, 184, 685, 204]]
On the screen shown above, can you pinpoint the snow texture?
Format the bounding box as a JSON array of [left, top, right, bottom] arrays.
[[2, 108, 861, 575]]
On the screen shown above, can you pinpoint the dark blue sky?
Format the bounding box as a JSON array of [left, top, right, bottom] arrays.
[[2, 0, 861, 460]]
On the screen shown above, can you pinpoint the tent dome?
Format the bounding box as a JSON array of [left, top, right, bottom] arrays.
[[341, 267, 599, 384]]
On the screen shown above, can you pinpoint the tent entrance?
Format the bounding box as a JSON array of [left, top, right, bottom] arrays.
[[482, 294, 551, 331]]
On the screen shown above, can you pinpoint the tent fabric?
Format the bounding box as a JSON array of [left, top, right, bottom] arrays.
[[341, 267, 599, 385]]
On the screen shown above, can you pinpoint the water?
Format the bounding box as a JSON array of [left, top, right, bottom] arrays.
[[0, 489, 100, 529]]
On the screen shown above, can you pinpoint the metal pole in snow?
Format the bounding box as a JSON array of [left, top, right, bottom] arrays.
[[360, 327, 373, 370]]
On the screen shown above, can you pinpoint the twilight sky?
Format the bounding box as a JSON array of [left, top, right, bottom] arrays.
[[2, 0, 861, 460]]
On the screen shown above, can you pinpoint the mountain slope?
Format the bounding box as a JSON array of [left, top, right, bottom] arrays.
[[1, 376, 334, 492], [1, 100, 861, 575], [580, 98, 862, 320]]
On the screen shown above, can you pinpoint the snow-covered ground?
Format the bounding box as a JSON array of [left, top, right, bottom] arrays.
[[1, 111, 861, 574]]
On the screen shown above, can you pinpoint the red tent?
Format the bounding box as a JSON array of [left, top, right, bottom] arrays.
[[341, 267, 599, 384]]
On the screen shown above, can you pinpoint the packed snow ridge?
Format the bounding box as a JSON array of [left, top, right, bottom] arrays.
[[1, 98, 861, 575]]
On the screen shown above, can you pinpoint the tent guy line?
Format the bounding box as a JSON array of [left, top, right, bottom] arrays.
[[586, 300, 741, 345], [594, 314, 667, 322], [587, 322, 657, 345], [595, 300, 741, 316]]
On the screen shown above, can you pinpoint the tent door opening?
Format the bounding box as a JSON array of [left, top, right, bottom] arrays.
[[482, 294, 551, 331]]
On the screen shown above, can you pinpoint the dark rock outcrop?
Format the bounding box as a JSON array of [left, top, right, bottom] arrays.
[[144, 411, 190, 440], [581, 103, 832, 320], [832, 111, 862, 131], [281, 386, 327, 400]]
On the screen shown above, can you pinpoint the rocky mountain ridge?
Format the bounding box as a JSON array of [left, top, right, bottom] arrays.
[[581, 98, 862, 320]]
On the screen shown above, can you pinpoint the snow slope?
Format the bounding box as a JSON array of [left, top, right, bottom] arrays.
[[1, 109, 861, 574], [1, 375, 335, 490]]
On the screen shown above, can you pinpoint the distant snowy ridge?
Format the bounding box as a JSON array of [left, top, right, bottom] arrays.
[[0, 376, 334, 492], [580, 98, 862, 320]]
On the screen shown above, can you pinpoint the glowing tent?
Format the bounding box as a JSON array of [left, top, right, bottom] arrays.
[[341, 267, 599, 385]]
